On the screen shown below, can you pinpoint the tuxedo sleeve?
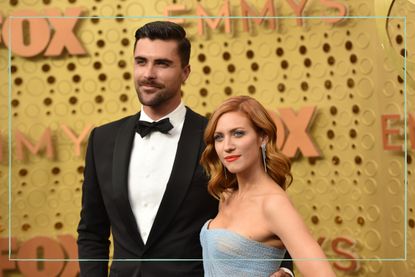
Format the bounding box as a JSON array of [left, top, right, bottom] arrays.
[[281, 250, 294, 276], [77, 129, 111, 276]]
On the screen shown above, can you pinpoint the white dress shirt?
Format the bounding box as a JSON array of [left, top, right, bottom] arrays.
[[128, 102, 186, 243]]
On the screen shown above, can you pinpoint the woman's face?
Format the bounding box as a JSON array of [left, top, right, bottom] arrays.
[[213, 111, 263, 175]]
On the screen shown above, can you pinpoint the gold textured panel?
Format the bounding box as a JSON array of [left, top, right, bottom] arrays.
[[0, 0, 414, 276]]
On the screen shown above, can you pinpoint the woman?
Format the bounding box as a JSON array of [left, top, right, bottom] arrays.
[[200, 96, 335, 277]]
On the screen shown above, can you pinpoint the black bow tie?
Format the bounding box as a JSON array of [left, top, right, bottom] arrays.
[[135, 118, 173, 138]]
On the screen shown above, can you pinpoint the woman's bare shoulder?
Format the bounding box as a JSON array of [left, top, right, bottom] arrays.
[[261, 189, 294, 217]]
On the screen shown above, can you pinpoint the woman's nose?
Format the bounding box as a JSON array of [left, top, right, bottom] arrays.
[[224, 137, 235, 152]]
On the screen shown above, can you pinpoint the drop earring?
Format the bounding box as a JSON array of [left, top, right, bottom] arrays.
[[261, 143, 267, 173]]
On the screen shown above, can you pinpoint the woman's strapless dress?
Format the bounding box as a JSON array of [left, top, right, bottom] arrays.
[[200, 220, 286, 277]]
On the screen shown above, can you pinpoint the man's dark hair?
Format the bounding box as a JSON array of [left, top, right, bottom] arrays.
[[134, 21, 191, 67]]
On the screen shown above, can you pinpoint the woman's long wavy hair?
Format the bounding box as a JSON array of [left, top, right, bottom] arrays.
[[200, 96, 293, 200]]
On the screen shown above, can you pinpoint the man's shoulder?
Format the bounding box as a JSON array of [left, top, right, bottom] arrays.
[[93, 113, 137, 134], [185, 107, 208, 125]]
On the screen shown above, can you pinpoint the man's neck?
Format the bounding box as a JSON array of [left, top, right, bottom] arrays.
[[142, 98, 181, 121], [143, 108, 170, 121]]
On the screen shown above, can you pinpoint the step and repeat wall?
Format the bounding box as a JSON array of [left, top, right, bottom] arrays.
[[0, 0, 414, 276]]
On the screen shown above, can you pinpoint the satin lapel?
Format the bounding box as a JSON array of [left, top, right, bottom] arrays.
[[145, 108, 205, 248], [112, 112, 145, 248]]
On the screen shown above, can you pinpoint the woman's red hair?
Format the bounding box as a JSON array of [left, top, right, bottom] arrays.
[[200, 96, 292, 199]]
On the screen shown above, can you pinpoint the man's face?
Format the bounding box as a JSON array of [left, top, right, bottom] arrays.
[[133, 38, 190, 109]]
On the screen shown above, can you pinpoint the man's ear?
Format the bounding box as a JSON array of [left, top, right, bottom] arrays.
[[182, 64, 191, 84]]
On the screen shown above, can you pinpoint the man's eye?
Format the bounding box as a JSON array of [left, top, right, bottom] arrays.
[[156, 62, 169, 67]]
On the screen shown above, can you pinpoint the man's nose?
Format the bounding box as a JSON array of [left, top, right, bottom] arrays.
[[143, 64, 156, 79]]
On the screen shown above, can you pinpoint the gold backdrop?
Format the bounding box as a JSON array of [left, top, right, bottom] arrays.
[[0, 0, 414, 276]]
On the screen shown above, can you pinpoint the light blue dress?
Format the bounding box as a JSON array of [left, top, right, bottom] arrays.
[[200, 220, 286, 277]]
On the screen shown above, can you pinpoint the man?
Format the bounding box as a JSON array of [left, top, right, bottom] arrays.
[[77, 21, 293, 276]]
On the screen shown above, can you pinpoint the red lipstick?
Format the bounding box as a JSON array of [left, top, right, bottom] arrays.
[[224, 155, 240, 162]]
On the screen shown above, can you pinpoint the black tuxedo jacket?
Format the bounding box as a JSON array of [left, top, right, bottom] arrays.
[[77, 107, 293, 277]]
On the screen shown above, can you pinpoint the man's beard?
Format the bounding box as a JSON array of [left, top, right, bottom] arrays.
[[136, 84, 176, 108]]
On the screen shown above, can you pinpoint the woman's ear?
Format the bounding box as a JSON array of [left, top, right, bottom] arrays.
[[261, 135, 269, 145]]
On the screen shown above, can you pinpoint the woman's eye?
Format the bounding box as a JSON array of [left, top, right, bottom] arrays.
[[213, 134, 223, 141], [234, 130, 245, 137]]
